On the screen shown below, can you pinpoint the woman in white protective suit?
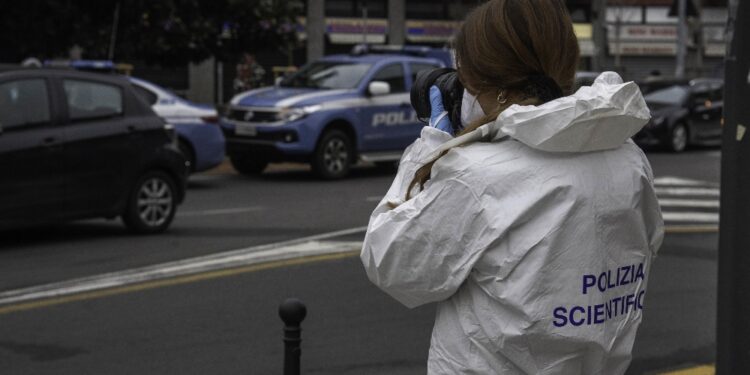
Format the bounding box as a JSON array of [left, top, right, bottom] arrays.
[[360, 0, 664, 374]]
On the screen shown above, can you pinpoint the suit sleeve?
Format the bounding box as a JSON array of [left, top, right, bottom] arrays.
[[361, 175, 489, 308]]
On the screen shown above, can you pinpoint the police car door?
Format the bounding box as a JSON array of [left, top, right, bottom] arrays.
[[359, 63, 412, 152]]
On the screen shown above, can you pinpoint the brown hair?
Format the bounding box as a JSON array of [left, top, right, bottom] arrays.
[[406, 0, 580, 199]]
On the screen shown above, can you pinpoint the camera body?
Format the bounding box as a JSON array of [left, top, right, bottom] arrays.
[[410, 68, 464, 134]]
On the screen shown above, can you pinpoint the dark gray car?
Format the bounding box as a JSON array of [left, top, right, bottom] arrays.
[[0, 69, 189, 233]]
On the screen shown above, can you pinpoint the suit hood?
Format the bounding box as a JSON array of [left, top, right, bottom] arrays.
[[490, 72, 651, 152]]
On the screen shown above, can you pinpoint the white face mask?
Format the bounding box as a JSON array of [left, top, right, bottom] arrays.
[[461, 89, 485, 128]]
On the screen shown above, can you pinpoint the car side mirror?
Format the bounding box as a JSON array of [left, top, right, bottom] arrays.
[[368, 81, 391, 96]]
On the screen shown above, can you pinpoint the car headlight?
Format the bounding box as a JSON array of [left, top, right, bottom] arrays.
[[278, 105, 321, 122]]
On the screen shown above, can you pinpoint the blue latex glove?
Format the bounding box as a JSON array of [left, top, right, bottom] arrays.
[[429, 85, 454, 135]]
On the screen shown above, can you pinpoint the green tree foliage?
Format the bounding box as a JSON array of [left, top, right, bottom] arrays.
[[0, 0, 302, 66]]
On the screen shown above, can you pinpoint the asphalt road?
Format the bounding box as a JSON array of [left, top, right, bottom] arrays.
[[0, 147, 722, 374]]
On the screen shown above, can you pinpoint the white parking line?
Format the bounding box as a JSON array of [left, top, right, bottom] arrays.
[[654, 176, 719, 187], [178, 206, 264, 217], [661, 212, 719, 223], [0, 226, 368, 307], [658, 199, 720, 208], [655, 187, 720, 197]]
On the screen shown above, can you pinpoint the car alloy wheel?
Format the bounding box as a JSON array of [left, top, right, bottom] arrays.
[[313, 129, 352, 179], [323, 138, 348, 174], [122, 171, 177, 234], [137, 177, 173, 227]]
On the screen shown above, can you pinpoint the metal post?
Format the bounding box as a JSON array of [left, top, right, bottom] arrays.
[[675, 0, 688, 78], [107, 1, 121, 61], [216, 60, 223, 104], [717, 0, 749, 373], [306, 0, 325, 63], [362, 1, 369, 45], [279, 298, 307, 375], [591, 0, 607, 72], [388, 0, 406, 45]]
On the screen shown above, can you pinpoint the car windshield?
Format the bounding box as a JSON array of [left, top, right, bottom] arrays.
[[280, 62, 371, 89], [644, 85, 689, 106]]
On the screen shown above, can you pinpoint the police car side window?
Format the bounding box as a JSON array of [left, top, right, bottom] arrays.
[[410, 63, 440, 86], [0, 79, 51, 130], [371, 64, 406, 93]]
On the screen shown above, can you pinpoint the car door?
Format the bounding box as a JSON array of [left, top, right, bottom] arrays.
[[0, 76, 66, 226], [688, 85, 723, 142], [61, 78, 136, 216], [358, 62, 413, 152]]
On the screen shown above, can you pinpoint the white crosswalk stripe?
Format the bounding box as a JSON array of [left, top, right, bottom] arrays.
[[654, 176, 720, 226]]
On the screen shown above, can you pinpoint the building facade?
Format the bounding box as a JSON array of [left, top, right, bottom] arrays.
[[301, 0, 728, 80]]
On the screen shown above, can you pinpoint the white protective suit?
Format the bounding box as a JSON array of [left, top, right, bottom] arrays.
[[361, 72, 664, 375]]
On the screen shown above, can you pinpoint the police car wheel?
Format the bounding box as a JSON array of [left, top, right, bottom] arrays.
[[230, 156, 268, 175], [122, 171, 176, 234], [313, 130, 352, 179]]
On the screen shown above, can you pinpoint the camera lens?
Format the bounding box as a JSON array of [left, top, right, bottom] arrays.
[[410, 68, 464, 133]]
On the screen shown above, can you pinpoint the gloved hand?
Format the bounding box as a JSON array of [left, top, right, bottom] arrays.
[[429, 85, 454, 135]]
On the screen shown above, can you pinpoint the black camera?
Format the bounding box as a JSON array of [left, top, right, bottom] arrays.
[[410, 68, 464, 134]]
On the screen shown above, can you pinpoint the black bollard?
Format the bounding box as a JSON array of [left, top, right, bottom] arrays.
[[279, 298, 307, 375]]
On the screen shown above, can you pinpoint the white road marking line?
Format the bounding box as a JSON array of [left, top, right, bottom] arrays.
[[0, 226, 368, 306], [655, 187, 720, 197], [658, 199, 720, 208], [366, 196, 383, 202], [178, 206, 264, 217], [654, 176, 719, 187], [661, 212, 719, 223]]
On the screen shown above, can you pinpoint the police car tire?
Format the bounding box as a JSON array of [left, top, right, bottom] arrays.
[[122, 171, 177, 234], [313, 130, 352, 180], [230, 156, 268, 175]]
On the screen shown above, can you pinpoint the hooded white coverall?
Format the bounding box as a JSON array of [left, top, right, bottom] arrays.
[[361, 73, 664, 374]]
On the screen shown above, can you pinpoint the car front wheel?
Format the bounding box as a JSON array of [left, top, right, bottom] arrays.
[[312, 129, 353, 179], [122, 171, 177, 234]]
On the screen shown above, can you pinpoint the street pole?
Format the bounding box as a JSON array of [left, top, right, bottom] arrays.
[[107, 1, 121, 61], [675, 0, 688, 78], [362, 0, 368, 46], [387, 0, 406, 45], [306, 0, 325, 63], [591, 0, 607, 72], [717, 0, 749, 373]]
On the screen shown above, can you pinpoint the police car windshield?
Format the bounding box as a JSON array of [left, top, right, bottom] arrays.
[[280, 62, 371, 89]]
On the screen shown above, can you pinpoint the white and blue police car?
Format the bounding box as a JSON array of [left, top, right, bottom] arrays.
[[222, 46, 451, 179], [130, 77, 226, 173]]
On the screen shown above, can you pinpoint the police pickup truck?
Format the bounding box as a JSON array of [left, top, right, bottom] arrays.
[[222, 45, 451, 179]]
